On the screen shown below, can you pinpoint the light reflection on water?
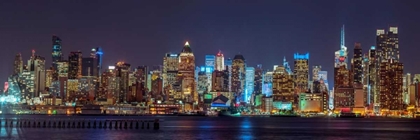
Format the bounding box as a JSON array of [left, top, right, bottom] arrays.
[[0, 116, 418, 139]]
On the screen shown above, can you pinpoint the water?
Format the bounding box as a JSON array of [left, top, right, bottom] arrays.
[[0, 115, 419, 140]]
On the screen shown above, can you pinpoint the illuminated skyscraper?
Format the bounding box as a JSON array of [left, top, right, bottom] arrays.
[[379, 59, 403, 111], [215, 51, 225, 71], [163, 53, 179, 90], [52, 35, 62, 71], [232, 54, 246, 100], [27, 50, 46, 98], [115, 62, 131, 103], [90, 47, 103, 77], [272, 66, 294, 104], [245, 67, 255, 103], [312, 65, 321, 82], [68, 51, 82, 79], [13, 53, 23, 75], [334, 25, 348, 68], [353, 43, 363, 84], [254, 64, 263, 95], [293, 53, 309, 92], [82, 57, 98, 77], [178, 41, 197, 105], [377, 27, 399, 62], [205, 55, 215, 91]]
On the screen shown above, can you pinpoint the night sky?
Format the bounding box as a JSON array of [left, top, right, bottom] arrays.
[[1, 0, 419, 85]]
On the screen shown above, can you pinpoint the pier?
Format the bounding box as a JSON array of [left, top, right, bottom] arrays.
[[0, 118, 160, 130]]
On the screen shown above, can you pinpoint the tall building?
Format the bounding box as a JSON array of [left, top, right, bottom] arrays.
[[13, 53, 23, 75], [377, 27, 399, 62], [82, 57, 98, 77], [334, 25, 348, 68], [254, 64, 263, 95], [52, 35, 62, 71], [293, 53, 309, 92], [197, 71, 208, 94], [115, 62, 131, 103], [312, 65, 321, 82], [272, 66, 295, 104], [178, 41, 197, 105], [68, 51, 82, 79], [379, 59, 403, 111], [211, 70, 229, 92], [90, 47, 104, 77], [367, 46, 377, 108], [353, 43, 363, 84], [205, 55, 215, 69], [232, 54, 246, 101], [215, 51, 225, 71], [263, 71, 273, 97], [163, 53, 179, 90], [27, 50, 46, 98], [225, 58, 233, 92], [245, 67, 255, 103]]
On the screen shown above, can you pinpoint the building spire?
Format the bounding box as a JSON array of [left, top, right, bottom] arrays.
[[341, 24, 345, 48], [185, 41, 189, 46]]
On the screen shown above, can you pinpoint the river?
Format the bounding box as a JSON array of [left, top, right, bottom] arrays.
[[0, 115, 419, 140]]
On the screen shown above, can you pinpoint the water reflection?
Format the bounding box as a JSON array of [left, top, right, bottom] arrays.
[[239, 118, 254, 139]]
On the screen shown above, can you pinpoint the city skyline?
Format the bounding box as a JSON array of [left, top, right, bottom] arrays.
[[1, 0, 420, 88]]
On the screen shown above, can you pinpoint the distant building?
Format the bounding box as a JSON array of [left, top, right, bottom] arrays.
[[68, 51, 82, 79], [293, 53, 309, 92]]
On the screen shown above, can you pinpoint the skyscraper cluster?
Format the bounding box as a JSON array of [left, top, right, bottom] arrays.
[[3, 25, 418, 116]]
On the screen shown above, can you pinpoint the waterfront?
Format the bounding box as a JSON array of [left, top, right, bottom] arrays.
[[0, 115, 418, 140]]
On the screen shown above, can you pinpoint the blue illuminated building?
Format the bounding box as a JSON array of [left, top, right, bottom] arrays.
[[293, 53, 309, 60], [245, 67, 255, 103], [205, 55, 215, 69], [52, 35, 62, 71]]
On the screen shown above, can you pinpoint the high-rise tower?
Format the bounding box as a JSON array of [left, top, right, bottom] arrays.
[[335, 25, 348, 68], [353, 43, 363, 84], [68, 51, 82, 79], [293, 53, 309, 92], [215, 50, 225, 71], [13, 53, 23, 75], [232, 54, 246, 99], [163, 53, 179, 90], [178, 41, 197, 105], [52, 35, 62, 70]]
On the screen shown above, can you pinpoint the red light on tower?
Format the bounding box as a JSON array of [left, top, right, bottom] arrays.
[[339, 56, 345, 62]]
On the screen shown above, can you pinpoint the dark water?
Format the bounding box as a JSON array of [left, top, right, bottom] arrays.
[[0, 115, 419, 140]]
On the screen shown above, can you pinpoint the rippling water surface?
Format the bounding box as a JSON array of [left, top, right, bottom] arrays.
[[0, 115, 419, 140]]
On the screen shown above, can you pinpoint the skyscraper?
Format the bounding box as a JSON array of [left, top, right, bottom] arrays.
[[379, 59, 403, 111], [232, 54, 246, 99], [353, 43, 363, 84], [334, 25, 348, 68], [293, 53, 309, 92], [215, 51, 225, 71], [377, 27, 399, 62], [68, 51, 82, 79], [163, 53, 179, 90], [90, 47, 103, 77], [115, 61, 131, 103], [52, 35, 62, 71], [82, 57, 98, 77], [13, 53, 23, 75], [245, 67, 255, 103], [312, 65, 321, 82], [27, 50, 46, 98], [178, 41, 197, 105], [253, 64, 263, 95], [272, 66, 294, 104]]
